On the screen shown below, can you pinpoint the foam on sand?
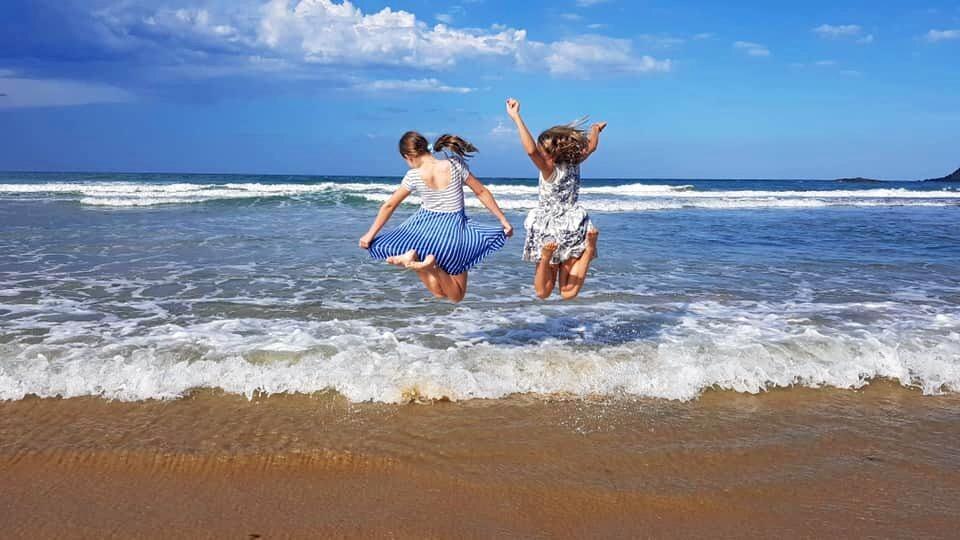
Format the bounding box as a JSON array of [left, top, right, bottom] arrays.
[[2, 299, 958, 403]]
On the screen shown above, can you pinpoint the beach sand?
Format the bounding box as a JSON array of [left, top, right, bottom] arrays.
[[2, 383, 959, 538]]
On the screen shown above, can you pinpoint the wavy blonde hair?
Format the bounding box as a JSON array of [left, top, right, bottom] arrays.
[[537, 118, 588, 165]]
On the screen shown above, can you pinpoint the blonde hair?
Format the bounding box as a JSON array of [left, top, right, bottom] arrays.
[[537, 118, 588, 165], [398, 131, 478, 160]]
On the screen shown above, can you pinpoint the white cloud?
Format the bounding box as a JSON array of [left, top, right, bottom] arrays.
[[925, 29, 960, 42], [73, 0, 670, 86], [136, 7, 258, 51], [359, 78, 474, 93], [734, 41, 770, 57], [258, 0, 526, 69], [490, 119, 516, 137], [434, 4, 466, 25], [148, 8, 238, 39], [638, 34, 687, 48], [813, 24, 862, 38], [0, 75, 134, 109], [560, 13, 583, 22], [575, 0, 610, 6], [813, 24, 872, 43], [815, 60, 836, 66], [161, 0, 667, 80], [545, 36, 672, 76], [692, 33, 714, 40]]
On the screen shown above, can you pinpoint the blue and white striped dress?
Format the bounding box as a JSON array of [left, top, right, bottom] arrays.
[[368, 156, 506, 275]]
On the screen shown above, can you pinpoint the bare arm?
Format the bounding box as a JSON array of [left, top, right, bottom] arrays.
[[506, 98, 555, 180], [581, 122, 607, 163], [464, 173, 513, 237], [358, 187, 411, 249]]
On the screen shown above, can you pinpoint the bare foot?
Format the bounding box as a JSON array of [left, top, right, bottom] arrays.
[[541, 241, 558, 262], [387, 249, 417, 267], [406, 254, 436, 271]]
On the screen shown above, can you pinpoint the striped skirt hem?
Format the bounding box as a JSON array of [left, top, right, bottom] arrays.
[[368, 208, 506, 275]]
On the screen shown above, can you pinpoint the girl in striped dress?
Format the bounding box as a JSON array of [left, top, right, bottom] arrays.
[[359, 132, 513, 303], [505, 98, 606, 300]]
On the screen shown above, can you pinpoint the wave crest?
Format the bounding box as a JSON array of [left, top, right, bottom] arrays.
[[2, 304, 958, 403], [2, 180, 959, 210]]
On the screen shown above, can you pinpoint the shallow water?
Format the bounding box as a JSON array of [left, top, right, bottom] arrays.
[[1, 172, 958, 402]]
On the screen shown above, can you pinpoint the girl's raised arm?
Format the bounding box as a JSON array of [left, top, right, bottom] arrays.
[[506, 98, 554, 180], [358, 187, 411, 249], [582, 121, 608, 163], [464, 173, 513, 238]]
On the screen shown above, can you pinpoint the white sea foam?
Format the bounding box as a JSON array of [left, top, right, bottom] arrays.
[[361, 193, 954, 211], [2, 181, 959, 209], [1, 299, 958, 403]]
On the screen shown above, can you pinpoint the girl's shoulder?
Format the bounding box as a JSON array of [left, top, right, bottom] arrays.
[[539, 167, 558, 184], [447, 153, 468, 170], [400, 168, 422, 190], [445, 154, 469, 180], [541, 162, 579, 182]]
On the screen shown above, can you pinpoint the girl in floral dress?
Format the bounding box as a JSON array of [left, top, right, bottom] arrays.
[[505, 98, 606, 300]]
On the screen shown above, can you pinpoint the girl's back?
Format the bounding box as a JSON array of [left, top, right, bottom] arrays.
[[539, 162, 583, 209], [401, 156, 467, 213]]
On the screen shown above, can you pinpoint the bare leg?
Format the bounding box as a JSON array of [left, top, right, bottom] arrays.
[[387, 249, 417, 267], [443, 273, 468, 303], [559, 229, 599, 300], [413, 262, 446, 298], [407, 256, 468, 303], [534, 242, 559, 299]]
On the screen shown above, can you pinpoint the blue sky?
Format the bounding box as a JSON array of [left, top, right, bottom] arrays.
[[0, 0, 958, 179]]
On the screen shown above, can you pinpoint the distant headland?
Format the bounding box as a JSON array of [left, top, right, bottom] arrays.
[[837, 167, 960, 183], [923, 168, 960, 183]]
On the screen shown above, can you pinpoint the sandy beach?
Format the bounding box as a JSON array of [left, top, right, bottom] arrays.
[[2, 383, 958, 538]]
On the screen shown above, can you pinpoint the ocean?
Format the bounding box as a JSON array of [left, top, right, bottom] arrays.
[[1, 172, 959, 403]]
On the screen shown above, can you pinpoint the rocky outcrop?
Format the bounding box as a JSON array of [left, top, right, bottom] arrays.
[[923, 168, 960, 183], [834, 167, 960, 183]]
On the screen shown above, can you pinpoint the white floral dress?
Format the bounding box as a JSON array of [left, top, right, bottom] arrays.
[[522, 163, 596, 265]]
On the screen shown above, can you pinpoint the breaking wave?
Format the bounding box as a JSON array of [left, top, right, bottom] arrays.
[[1, 180, 958, 211]]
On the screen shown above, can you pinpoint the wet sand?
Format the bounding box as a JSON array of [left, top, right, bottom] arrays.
[[2, 383, 959, 538]]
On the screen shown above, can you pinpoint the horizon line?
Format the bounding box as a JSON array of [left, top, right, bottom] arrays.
[[0, 168, 938, 183]]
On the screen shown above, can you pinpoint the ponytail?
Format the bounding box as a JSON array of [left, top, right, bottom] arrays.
[[433, 134, 478, 159]]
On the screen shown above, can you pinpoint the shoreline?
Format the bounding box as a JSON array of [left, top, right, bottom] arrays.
[[2, 384, 959, 538]]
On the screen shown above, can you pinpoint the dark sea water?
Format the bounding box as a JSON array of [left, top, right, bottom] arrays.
[[1, 172, 958, 402]]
